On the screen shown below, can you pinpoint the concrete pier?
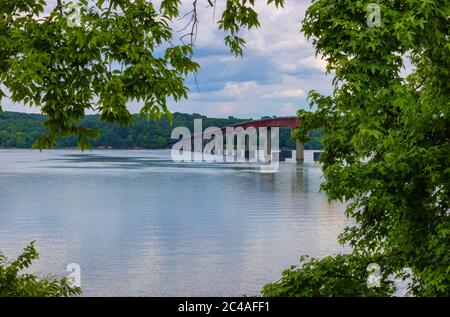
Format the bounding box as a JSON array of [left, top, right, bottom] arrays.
[[266, 127, 272, 156], [296, 139, 304, 162]]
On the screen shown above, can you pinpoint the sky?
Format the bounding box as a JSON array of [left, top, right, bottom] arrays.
[[2, 0, 333, 119]]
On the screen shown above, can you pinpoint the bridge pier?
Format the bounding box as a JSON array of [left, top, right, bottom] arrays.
[[296, 139, 304, 162], [266, 127, 272, 156], [244, 134, 250, 160]]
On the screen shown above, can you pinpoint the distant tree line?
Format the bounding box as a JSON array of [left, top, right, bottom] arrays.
[[0, 112, 323, 150]]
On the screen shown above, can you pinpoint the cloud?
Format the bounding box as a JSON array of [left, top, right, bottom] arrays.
[[171, 72, 329, 119], [168, 0, 332, 117], [277, 55, 327, 73], [188, 79, 306, 103], [265, 89, 305, 98]]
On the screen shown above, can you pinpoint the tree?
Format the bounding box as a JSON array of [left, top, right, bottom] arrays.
[[0, 111, 265, 149], [264, 0, 449, 296], [0, 242, 81, 297], [0, 0, 283, 149], [3, 0, 447, 297]]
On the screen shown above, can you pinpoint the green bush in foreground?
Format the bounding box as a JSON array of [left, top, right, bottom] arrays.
[[0, 242, 81, 297], [262, 254, 396, 297]]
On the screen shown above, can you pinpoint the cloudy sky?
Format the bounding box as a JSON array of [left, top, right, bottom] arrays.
[[3, 0, 333, 119]]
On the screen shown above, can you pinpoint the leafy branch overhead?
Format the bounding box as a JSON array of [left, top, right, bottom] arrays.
[[0, 0, 284, 149]]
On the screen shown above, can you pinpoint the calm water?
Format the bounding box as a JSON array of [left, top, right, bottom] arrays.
[[0, 149, 349, 296]]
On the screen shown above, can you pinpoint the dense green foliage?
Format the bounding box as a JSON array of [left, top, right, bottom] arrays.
[[263, 254, 396, 296], [264, 0, 450, 296], [0, 0, 284, 149], [0, 111, 321, 149], [0, 242, 81, 297]]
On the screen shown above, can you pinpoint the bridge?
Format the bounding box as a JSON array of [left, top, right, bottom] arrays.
[[226, 116, 300, 129], [170, 116, 304, 161]]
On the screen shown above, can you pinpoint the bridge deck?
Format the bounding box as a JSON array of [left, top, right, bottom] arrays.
[[170, 116, 301, 143]]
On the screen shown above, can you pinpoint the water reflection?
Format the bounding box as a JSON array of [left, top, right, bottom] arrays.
[[0, 149, 348, 296]]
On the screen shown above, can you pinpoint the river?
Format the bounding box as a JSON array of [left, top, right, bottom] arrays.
[[0, 149, 348, 296]]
